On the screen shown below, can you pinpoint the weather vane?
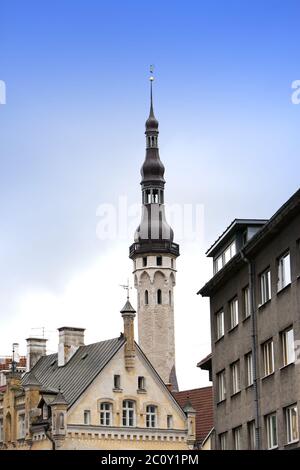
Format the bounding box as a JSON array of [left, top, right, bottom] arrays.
[[120, 279, 132, 300]]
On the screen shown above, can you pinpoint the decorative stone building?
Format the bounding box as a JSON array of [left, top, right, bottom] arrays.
[[0, 300, 196, 450], [130, 76, 179, 391]]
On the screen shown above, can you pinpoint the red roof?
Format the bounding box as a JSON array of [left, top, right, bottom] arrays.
[[173, 386, 213, 446]]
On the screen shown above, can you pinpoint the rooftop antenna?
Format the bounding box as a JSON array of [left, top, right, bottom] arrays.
[[11, 343, 16, 374]]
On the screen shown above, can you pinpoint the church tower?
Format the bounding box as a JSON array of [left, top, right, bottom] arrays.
[[129, 74, 179, 391]]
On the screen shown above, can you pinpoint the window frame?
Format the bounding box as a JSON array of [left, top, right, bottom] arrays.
[[248, 420, 256, 450], [260, 268, 271, 305], [278, 251, 291, 291], [83, 409, 91, 426], [122, 400, 136, 427], [245, 351, 254, 387], [262, 339, 274, 377], [281, 327, 295, 367], [216, 310, 224, 340], [243, 285, 251, 319], [266, 413, 278, 450], [146, 405, 157, 428], [229, 297, 239, 330], [233, 426, 242, 450], [286, 404, 299, 444], [231, 360, 241, 395], [113, 374, 121, 390], [100, 402, 113, 426], [217, 369, 226, 402], [219, 432, 227, 450]]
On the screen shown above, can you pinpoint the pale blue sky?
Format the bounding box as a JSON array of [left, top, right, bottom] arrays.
[[0, 0, 300, 388]]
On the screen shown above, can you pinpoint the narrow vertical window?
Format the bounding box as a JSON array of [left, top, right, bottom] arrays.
[[231, 361, 240, 395], [245, 351, 254, 387], [146, 405, 157, 428], [156, 256, 162, 266], [278, 252, 291, 291], [216, 310, 224, 340], [262, 339, 274, 376], [248, 421, 256, 450], [243, 286, 251, 319], [169, 290, 172, 305], [113, 374, 121, 390], [157, 289, 162, 304], [281, 327, 295, 366], [84, 410, 91, 425], [233, 426, 242, 450], [122, 400, 135, 427], [145, 290, 149, 305], [229, 298, 239, 329], [167, 415, 173, 429], [138, 376, 145, 390], [100, 402, 112, 426], [260, 268, 271, 304], [266, 413, 278, 449], [286, 404, 299, 444], [143, 257, 147, 267], [217, 370, 226, 402], [219, 432, 227, 450]]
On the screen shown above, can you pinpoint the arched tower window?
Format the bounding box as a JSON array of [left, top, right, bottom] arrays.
[[169, 290, 172, 305], [145, 290, 149, 305], [59, 412, 64, 429], [157, 289, 162, 305]]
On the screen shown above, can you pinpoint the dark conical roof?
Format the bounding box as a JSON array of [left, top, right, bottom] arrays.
[[120, 299, 136, 314], [50, 390, 68, 406]]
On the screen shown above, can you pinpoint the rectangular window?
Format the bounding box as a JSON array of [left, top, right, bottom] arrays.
[[286, 404, 299, 444], [167, 415, 173, 429], [233, 426, 242, 450], [281, 327, 295, 366], [219, 432, 227, 450], [278, 252, 291, 291], [245, 351, 254, 387], [248, 420, 256, 450], [156, 256, 162, 266], [260, 269, 271, 304], [231, 361, 240, 395], [18, 414, 25, 439], [214, 241, 236, 274], [138, 376, 146, 390], [84, 410, 91, 425], [243, 286, 251, 319], [100, 402, 112, 426], [146, 405, 157, 428], [143, 257, 147, 267], [266, 413, 278, 449], [216, 310, 224, 340], [215, 254, 223, 274], [122, 400, 135, 427], [262, 339, 274, 376], [229, 298, 239, 329], [113, 374, 121, 389], [217, 370, 226, 402]]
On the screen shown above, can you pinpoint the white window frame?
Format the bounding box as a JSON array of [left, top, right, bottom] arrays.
[[100, 402, 113, 426], [219, 432, 227, 450], [278, 252, 291, 291], [84, 409, 91, 425], [167, 415, 173, 429], [263, 339, 274, 377], [260, 269, 271, 304], [243, 286, 251, 319], [217, 370, 226, 402], [266, 413, 278, 449], [233, 426, 242, 450], [146, 405, 157, 428], [122, 400, 136, 427], [216, 310, 224, 340], [214, 241, 236, 274], [282, 327, 295, 366], [229, 298, 239, 329], [245, 352, 254, 387], [286, 404, 299, 444], [231, 361, 240, 395]]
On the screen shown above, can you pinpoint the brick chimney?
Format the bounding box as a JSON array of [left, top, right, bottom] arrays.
[[26, 338, 47, 371], [58, 327, 85, 367]]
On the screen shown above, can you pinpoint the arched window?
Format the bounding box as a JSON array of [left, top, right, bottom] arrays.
[[169, 290, 172, 305], [100, 402, 113, 426], [146, 405, 157, 428], [145, 290, 149, 305], [157, 289, 162, 305], [122, 400, 135, 427], [59, 412, 64, 429]]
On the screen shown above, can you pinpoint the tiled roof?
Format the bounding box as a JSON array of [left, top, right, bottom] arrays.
[[21, 337, 125, 409], [173, 386, 213, 446]]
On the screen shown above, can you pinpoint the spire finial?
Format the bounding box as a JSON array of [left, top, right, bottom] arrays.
[[149, 65, 154, 115]]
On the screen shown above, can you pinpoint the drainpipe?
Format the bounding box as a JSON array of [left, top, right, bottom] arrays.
[[45, 428, 56, 450], [240, 249, 261, 450]]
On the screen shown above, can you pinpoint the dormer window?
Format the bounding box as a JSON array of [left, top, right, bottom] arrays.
[[214, 240, 236, 274]]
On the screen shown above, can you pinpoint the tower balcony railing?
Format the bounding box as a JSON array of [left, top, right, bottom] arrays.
[[129, 240, 180, 258]]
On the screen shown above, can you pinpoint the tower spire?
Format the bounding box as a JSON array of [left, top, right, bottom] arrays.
[[149, 65, 154, 117]]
